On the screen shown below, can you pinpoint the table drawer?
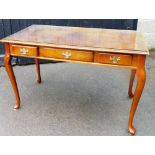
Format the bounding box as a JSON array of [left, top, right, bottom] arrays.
[[94, 52, 132, 66], [39, 47, 93, 62], [10, 45, 38, 56]]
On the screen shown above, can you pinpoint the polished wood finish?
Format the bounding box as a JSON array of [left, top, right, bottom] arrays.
[[4, 44, 20, 109], [0, 25, 149, 135], [40, 47, 93, 62], [34, 58, 41, 83], [94, 52, 132, 66], [10, 44, 37, 57], [128, 56, 146, 135], [1, 25, 149, 55], [128, 69, 136, 98]]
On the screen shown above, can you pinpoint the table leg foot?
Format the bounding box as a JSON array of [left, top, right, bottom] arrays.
[[128, 92, 134, 98], [14, 104, 20, 109], [37, 79, 41, 84], [128, 125, 136, 135]]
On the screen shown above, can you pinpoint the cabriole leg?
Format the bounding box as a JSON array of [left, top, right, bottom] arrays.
[[34, 58, 41, 83], [4, 44, 20, 109], [128, 69, 136, 98], [128, 56, 146, 135]]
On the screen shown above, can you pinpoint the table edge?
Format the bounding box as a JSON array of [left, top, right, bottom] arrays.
[[0, 39, 149, 55]]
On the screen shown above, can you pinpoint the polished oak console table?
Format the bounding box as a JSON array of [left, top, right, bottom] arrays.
[[0, 25, 149, 135]]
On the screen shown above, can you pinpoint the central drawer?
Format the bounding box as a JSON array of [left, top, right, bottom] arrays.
[[39, 47, 93, 62]]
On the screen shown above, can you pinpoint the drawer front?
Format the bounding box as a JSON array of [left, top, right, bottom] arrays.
[[39, 47, 93, 62], [10, 45, 38, 56], [95, 52, 132, 66]]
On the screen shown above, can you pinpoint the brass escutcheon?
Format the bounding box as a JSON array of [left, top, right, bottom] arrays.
[[62, 51, 72, 59], [109, 56, 121, 64], [20, 48, 29, 55]]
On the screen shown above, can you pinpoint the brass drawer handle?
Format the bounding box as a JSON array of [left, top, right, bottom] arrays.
[[62, 51, 72, 58], [20, 48, 29, 55], [109, 56, 120, 64]]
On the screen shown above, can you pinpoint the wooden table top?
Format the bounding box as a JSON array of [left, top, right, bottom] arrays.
[[0, 25, 149, 55]]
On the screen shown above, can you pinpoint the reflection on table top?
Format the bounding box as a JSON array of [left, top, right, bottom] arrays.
[[0, 25, 149, 55]]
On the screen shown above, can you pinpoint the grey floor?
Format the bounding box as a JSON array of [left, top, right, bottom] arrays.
[[0, 54, 155, 136]]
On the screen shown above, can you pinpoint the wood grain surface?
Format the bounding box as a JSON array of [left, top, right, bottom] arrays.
[[0, 25, 149, 55]]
